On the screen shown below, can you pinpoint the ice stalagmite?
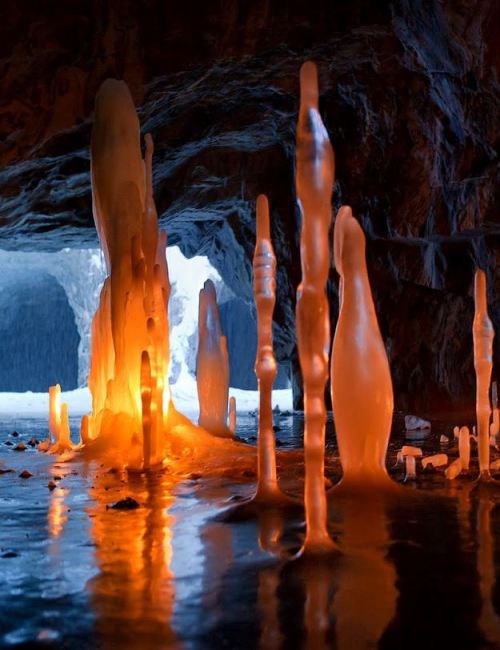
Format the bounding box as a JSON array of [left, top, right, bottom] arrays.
[[197, 280, 230, 436], [253, 194, 282, 501], [295, 61, 336, 553], [331, 206, 394, 488], [48, 384, 61, 444], [228, 396, 237, 434], [473, 270, 494, 479], [86, 79, 174, 469]]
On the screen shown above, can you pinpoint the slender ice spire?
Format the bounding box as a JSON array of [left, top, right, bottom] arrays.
[[295, 61, 336, 553], [473, 269, 494, 479]]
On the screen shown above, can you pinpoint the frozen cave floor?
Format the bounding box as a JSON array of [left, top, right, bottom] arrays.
[[1, 409, 500, 649]]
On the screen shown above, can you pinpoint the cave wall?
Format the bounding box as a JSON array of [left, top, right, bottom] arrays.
[[0, 0, 499, 413], [0, 268, 79, 391]]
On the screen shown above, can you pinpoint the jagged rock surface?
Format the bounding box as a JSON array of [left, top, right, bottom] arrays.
[[0, 0, 499, 413]]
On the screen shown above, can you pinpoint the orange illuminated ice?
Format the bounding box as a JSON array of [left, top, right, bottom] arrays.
[[295, 61, 337, 553], [253, 194, 281, 501], [85, 80, 177, 469], [331, 206, 394, 489], [473, 269, 494, 480]]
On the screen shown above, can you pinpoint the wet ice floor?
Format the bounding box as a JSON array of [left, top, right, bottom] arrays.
[[1, 414, 500, 649]]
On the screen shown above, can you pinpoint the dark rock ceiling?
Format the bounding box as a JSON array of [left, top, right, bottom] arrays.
[[0, 0, 499, 413]]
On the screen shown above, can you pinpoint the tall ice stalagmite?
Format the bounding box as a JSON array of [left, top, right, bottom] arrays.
[[473, 270, 494, 479], [87, 79, 173, 469], [253, 194, 281, 500], [295, 61, 336, 552], [331, 206, 394, 488], [197, 280, 230, 436]]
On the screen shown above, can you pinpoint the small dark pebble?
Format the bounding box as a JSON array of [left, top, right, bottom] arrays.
[[4, 441, 13, 446], [107, 497, 140, 510], [28, 438, 39, 447], [1, 551, 18, 558], [53, 475, 62, 481], [0, 468, 15, 474], [275, 439, 283, 447], [11, 431, 19, 437], [189, 473, 202, 480], [242, 469, 256, 478], [14, 443, 26, 451], [19, 470, 33, 479], [273, 425, 281, 432], [107, 468, 119, 474], [48, 481, 57, 490]]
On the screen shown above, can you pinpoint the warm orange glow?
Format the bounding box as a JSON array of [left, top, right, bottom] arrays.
[[82, 80, 181, 470], [253, 194, 281, 501], [295, 61, 336, 553], [331, 206, 395, 489], [473, 269, 494, 478]]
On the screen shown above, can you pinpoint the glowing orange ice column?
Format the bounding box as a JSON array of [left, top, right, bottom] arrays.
[[295, 61, 336, 552], [48, 384, 61, 444], [86, 79, 173, 469], [253, 194, 281, 500], [197, 279, 230, 436], [331, 206, 394, 488], [228, 396, 237, 434], [473, 270, 494, 479]]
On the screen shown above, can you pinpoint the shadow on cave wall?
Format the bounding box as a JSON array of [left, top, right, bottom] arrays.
[[0, 267, 80, 391]]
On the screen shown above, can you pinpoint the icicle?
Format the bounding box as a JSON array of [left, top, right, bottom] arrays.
[[295, 61, 336, 553]]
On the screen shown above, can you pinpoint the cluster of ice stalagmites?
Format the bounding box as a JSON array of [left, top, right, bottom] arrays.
[[85, 80, 174, 469], [196, 279, 230, 436]]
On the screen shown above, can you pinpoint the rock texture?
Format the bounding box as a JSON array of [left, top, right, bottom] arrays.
[[0, 0, 499, 413]]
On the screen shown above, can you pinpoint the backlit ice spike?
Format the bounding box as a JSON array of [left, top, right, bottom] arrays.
[[197, 280, 230, 436], [331, 206, 394, 488], [80, 415, 90, 445], [295, 61, 337, 553], [48, 384, 61, 445], [459, 426, 471, 471], [253, 194, 281, 500], [473, 270, 494, 479], [84, 79, 177, 468], [228, 396, 237, 435]]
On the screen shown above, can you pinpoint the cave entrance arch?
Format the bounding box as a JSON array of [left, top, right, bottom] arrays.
[[0, 267, 80, 392]]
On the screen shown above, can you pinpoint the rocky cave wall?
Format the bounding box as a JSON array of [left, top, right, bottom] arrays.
[[0, 0, 499, 413]]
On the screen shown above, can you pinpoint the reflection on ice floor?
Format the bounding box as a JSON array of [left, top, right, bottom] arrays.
[[0, 414, 500, 649]]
